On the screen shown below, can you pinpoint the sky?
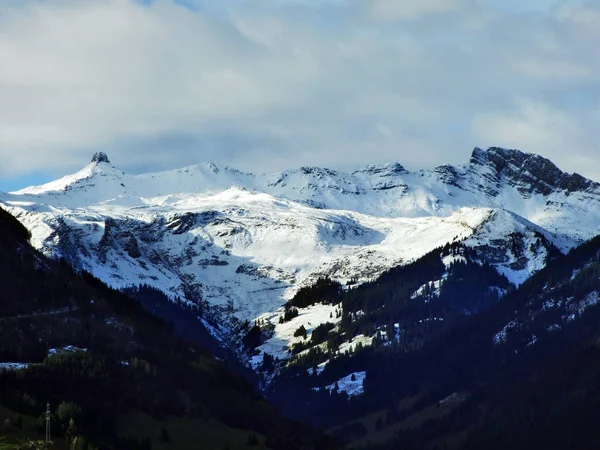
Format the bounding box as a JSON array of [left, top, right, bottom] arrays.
[[0, 0, 599, 191]]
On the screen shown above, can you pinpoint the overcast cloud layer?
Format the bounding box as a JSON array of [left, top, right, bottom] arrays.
[[0, 0, 599, 188]]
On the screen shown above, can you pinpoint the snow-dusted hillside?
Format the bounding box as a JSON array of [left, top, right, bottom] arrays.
[[1, 147, 596, 359]]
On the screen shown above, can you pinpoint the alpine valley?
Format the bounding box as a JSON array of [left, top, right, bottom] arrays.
[[3, 147, 600, 449]]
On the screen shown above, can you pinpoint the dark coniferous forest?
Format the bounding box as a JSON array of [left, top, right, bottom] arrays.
[[265, 235, 600, 449]]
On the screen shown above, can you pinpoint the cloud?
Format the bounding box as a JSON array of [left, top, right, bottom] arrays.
[[0, 0, 599, 183], [472, 97, 600, 178], [368, 0, 472, 21], [472, 99, 580, 153]]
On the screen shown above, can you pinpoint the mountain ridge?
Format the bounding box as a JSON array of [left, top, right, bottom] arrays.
[[10, 146, 597, 201], [0, 146, 596, 372]]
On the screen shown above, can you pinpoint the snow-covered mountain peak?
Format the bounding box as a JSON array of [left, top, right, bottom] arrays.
[[12, 154, 124, 197], [195, 160, 250, 177], [5, 147, 600, 242]]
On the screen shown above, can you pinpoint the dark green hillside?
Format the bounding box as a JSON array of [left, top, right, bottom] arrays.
[[269, 243, 511, 429], [270, 235, 600, 449], [373, 236, 600, 449], [0, 207, 340, 450]]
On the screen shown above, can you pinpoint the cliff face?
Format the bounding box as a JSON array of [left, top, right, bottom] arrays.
[[469, 146, 595, 196]]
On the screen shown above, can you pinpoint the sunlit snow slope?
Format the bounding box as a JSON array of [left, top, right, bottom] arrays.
[[1, 148, 597, 352]]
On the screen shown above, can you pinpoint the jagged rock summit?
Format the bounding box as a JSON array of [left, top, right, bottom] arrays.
[[469, 147, 594, 196], [91, 152, 110, 164]]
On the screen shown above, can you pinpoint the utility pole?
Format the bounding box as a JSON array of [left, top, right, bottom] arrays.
[[45, 401, 51, 444]]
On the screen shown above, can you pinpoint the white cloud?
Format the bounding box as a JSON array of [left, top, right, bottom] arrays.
[[0, 0, 598, 182], [471, 98, 599, 176], [472, 99, 578, 149]]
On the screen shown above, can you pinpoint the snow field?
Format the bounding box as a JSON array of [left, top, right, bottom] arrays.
[[2, 151, 596, 370]]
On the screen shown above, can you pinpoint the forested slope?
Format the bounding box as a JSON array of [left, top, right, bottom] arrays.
[[268, 235, 600, 450]]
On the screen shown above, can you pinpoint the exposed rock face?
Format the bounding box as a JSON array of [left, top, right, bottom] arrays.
[[356, 162, 408, 176], [469, 147, 596, 197], [91, 152, 110, 164], [433, 164, 460, 187]]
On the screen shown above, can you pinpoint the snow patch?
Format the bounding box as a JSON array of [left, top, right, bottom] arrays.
[[411, 279, 443, 300], [307, 360, 329, 376], [315, 371, 366, 397], [439, 391, 468, 405], [493, 319, 517, 345], [0, 362, 30, 371], [254, 303, 341, 367], [338, 334, 373, 354], [442, 254, 466, 267], [48, 346, 87, 357]]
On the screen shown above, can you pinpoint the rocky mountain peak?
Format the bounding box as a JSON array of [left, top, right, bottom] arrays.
[[470, 147, 539, 171], [469, 147, 595, 196], [91, 152, 110, 164], [356, 162, 408, 176]]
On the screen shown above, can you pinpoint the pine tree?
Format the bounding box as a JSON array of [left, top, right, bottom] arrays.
[[261, 352, 275, 372], [66, 418, 77, 444], [294, 325, 307, 339]]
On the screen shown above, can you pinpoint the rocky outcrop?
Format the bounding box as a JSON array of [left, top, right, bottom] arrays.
[[469, 147, 596, 197], [91, 152, 110, 164]]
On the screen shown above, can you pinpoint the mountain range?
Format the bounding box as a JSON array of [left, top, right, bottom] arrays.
[[1, 147, 597, 361], [3, 146, 600, 448]]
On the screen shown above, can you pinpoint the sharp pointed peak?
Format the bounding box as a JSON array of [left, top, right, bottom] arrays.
[[91, 152, 110, 164]]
